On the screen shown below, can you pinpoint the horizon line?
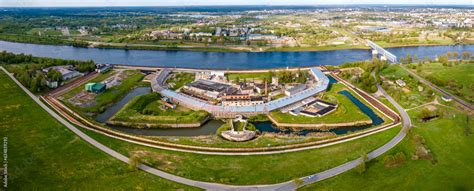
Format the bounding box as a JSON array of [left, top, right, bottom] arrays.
[[1, 4, 473, 8]]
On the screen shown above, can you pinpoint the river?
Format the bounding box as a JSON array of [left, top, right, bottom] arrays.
[[1, 41, 472, 69]]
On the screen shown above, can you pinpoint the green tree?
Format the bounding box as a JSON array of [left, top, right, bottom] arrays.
[[462, 51, 471, 60]]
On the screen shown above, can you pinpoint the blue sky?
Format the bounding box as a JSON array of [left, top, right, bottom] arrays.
[[1, 0, 472, 7]]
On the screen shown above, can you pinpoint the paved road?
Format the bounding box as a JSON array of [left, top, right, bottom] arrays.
[[275, 83, 412, 190], [2, 66, 412, 190], [400, 64, 473, 111]]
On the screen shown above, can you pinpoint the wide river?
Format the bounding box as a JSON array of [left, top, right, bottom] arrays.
[[1, 41, 473, 69]]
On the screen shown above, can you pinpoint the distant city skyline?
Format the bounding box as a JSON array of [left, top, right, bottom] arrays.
[[1, 0, 473, 7]]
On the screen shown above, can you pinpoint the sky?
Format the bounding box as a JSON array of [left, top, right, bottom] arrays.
[[1, 0, 473, 7]]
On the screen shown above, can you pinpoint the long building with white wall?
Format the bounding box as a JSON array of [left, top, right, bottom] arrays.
[[152, 68, 329, 118]]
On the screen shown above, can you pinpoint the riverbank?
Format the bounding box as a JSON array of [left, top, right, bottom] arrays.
[[2, 40, 473, 69], [1, 37, 470, 53], [93, 41, 371, 53]]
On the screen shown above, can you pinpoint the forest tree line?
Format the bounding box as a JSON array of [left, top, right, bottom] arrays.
[[0, 51, 96, 92]]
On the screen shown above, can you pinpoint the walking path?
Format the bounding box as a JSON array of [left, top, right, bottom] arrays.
[[2, 66, 412, 190]]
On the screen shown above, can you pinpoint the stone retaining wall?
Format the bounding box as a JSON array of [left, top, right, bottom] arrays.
[[268, 114, 373, 130], [107, 116, 210, 129]]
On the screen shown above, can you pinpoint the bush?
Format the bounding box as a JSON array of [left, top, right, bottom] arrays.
[[383, 152, 406, 168]]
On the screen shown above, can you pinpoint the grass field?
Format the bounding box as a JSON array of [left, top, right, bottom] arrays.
[[0, 71, 198, 190], [301, 104, 474, 191], [83, 124, 400, 185], [414, 62, 474, 103], [62, 70, 145, 115], [166, 72, 195, 90], [226, 72, 271, 82], [110, 93, 209, 127], [270, 83, 372, 125]]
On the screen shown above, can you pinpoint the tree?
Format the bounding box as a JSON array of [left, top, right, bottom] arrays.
[[356, 153, 368, 174], [234, 76, 240, 83], [446, 52, 452, 59], [462, 51, 471, 60], [406, 54, 412, 64], [128, 155, 141, 171], [438, 55, 449, 65], [452, 52, 459, 60], [47, 69, 63, 82]]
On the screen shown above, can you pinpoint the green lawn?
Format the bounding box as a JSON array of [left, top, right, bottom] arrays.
[[0, 71, 198, 190], [270, 83, 372, 125], [109, 93, 209, 127], [226, 72, 271, 82], [83, 118, 401, 185], [166, 72, 195, 90], [414, 62, 474, 103], [301, 104, 474, 191], [63, 70, 145, 115]]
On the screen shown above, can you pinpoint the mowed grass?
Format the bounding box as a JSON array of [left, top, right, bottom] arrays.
[[166, 72, 195, 90], [110, 93, 209, 127], [270, 83, 372, 125], [301, 105, 474, 191], [415, 62, 474, 103], [83, 119, 401, 185], [226, 72, 270, 82], [0, 71, 198, 190]]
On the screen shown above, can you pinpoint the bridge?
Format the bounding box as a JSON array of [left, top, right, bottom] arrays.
[[367, 40, 397, 63]]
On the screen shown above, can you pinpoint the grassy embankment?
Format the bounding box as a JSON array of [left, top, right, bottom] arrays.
[[412, 62, 473, 104], [265, 44, 368, 52], [165, 72, 195, 90], [0, 71, 197, 190], [0, 33, 89, 47], [83, 121, 401, 185], [301, 104, 474, 190], [109, 93, 209, 128], [61, 70, 145, 115], [269, 83, 375, 126]]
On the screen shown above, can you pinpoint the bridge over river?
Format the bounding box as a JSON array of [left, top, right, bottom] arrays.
[[367, 40, 398, 63]]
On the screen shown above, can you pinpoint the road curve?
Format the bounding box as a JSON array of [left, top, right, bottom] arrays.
[[2, 66, 412, 190], [274, 81, 413, 190]]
